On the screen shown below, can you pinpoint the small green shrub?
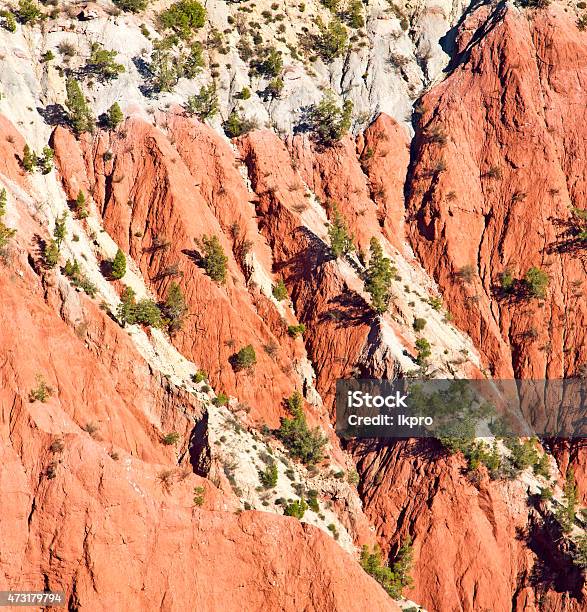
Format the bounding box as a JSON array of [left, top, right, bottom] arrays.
[[193, 485, 205, 506], [223, 109, 256, 138], [162, 281, 188, 334], [233, 344, 257, 370], [212, 392, 229, 406], [500, 269, 515, 293], [200, 234, 228, 283], [310, 92, 353, 146], [272, 279, 288, 301], [65, 78, 94, 135], [360, 539, 413, 599], [159, 0, 206, 40], [259, 462, 278, 488], [327, 202, 354, 258], [16, 0, 41, 24], [29, 374, 53, 402], [415, 337, 431, 366], [277, 391, 327, 466], [313, 16, 348, 61], [0, 10, 17, 32], [284, 498, 307, 519], [413, 317, 426, 332], [87, 43, 125, 80], [524, 266, 549, 298], [287, 324, 306, 338], [306, 489, 319, 512], [556, 467, 578, 533], [192, 369, 207, 383], [43, 239, 60, 268], [22, 144, 36, 172], [117, 286, 163, 328], [0, 189, 16, 260], [106, 102, 124, 129], [110, 248, 126, 280], [74, 190, 89, 219], [113, 0, 148, 12], [186, 84, 219, 120], [162, 431, 180, 445]]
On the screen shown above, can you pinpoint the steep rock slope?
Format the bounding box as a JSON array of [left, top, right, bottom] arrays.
[[0, 113, 400, 611], [407, 2, 587, 381]]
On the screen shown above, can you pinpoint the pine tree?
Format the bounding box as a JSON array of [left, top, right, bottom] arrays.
[[200, 235, 227, 283], [365, 237, 395, 314], [117, 286, 137, 326], [106, 102, 124, 129], [272, 279, 288, 301], [65, 78, 94, 135], [75, 190, 88, 219], [53, 211, 67, 248], [163, 281, 188, 333], [43, 239, 59, 268], [327, 203, 354, 258], [0, 188, 16, 259], [22, 144, 36, 172], [111, 248, 126, 280]]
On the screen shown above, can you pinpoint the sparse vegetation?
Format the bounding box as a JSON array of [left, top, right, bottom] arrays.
[[22, 144, 36, 172], [0, 189, 16, 261], [277, 391, 327, 466], [16, 0, 41, 24], [415, 337, 431, 366], [193, 485, 205, 506], [29, 374, 53, 403], [327, 202, 354, 258], [223, 108, 256, 138], [365, 238, 394, 314], [284, 498, 307, 519], [65, 78, 94, 135], [106, 102, 124, 130], [556, 467, 578, 533], [159, 0, 206, 40], [87, 43, 125, 81], [162, 431, 180, 445], [287, 324, 306, 338], [113, 0, 149, 12], [200, 235, 228, 283], [233, 344, 257, 370], [110, 248, 126, 280], [0, 10, 17, 32], [63, 258, 97, 297], [272, 279, 288, 301], [310, 92, 353, 146], [259, 462, 278, 489], [186, 84, 219, 120], [162, 281, 188, 334], [313, 16, 348, 61], [413, 317, 426, 332], [360, 539, 413, 599], [524, 266, 549, 298], [117, 286, 163, 328], [192, 369, 207, 384]]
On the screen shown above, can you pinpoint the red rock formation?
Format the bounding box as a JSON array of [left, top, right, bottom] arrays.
[[355, 439, 586, 612], [357, 114, 411, 250], [0, 121, 400, 608], [238, 130, 383, 415], [52, 119, 298, 428], [406, 3, 587, 381]]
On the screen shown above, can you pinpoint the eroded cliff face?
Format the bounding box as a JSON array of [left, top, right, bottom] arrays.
[[1, 0, 587, 611]]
